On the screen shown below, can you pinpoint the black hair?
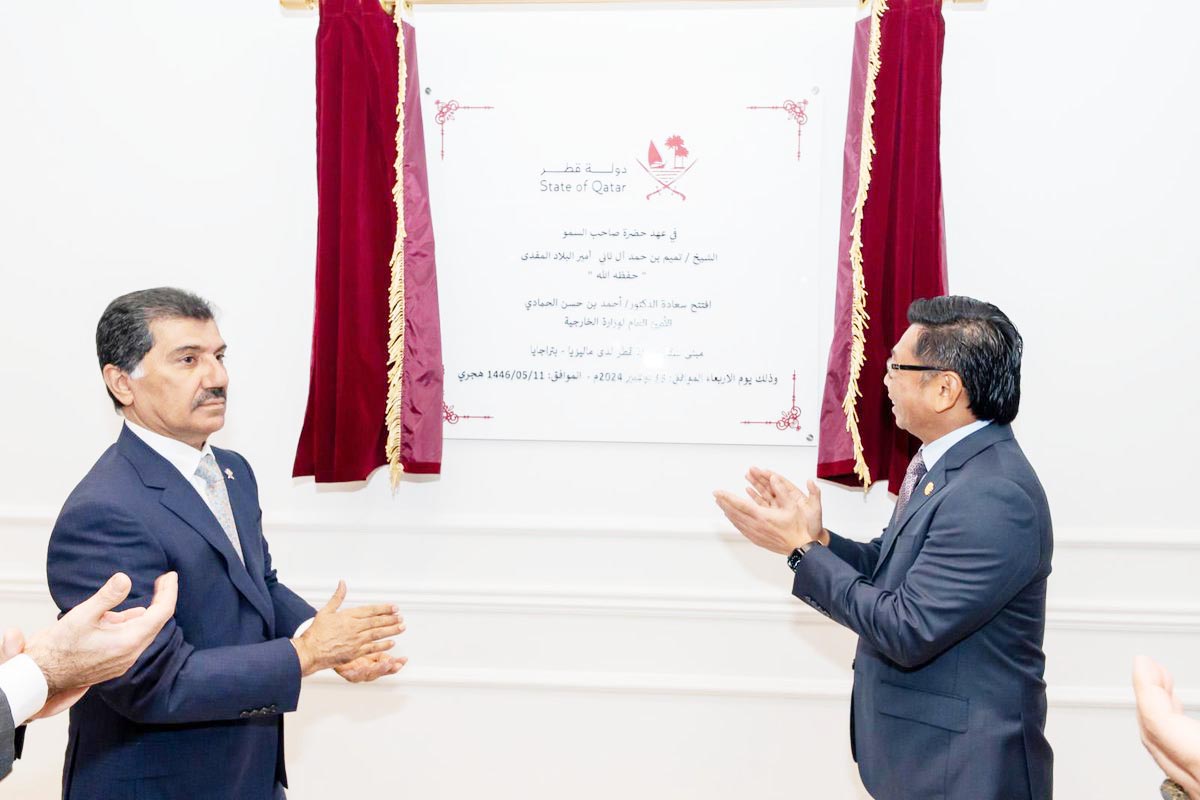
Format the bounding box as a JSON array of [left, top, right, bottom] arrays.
[[96, 287, 214, 410], [907, 295, 1023, 425]]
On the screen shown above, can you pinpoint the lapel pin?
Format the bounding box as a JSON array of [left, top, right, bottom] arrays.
[[924, 482, 934, 496], [224, 468, 235, 481]]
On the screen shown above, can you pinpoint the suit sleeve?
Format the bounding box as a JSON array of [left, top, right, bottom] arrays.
[[47, 499, 303, 725], [262, 542, 317, 636], [0, 688, 15, 781], [825, 530, 884, 575], [792, 478, 1042, 668], [235, 453, 317, 634]]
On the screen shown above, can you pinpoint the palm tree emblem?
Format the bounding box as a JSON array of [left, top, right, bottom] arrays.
[[663, 135, 689, 169]]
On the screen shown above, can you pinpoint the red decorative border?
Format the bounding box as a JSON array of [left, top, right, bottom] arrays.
[[746, 99, 809, 161], [741, 371, 804, 433], [434, 100, 495, 161], [443, 402, 493, 424]]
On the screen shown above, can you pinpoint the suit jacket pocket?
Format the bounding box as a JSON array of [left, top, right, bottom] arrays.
[[877, 681, 970, 733]]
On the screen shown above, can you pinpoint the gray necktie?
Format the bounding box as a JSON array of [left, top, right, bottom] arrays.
[[195, 453, 244, 564], [894, 451, 927, 519]]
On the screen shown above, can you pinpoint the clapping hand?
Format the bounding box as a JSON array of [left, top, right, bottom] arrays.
[[1133, 656, 1200, 799], [292, 581, 405, 678], [335, 652, 407, 683], [7, 571, 178, 721], [713, 467, 827, 555]]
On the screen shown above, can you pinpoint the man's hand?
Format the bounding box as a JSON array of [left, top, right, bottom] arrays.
[[1133, 656, 1200, 799], [1, 628, 88, 719], [2, 628, 22, 663], [335, 652, 407, 684], [714, 468, 825, 555], [22, 571, 178, 705], [746, 468, 829, 546], [291, 581, 404, 678]]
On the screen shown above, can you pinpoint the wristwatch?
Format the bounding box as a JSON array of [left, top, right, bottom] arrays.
[[787, 543, 818, 572]]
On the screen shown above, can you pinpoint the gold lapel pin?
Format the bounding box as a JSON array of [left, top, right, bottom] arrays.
[[924, 482, 934, 496], [224, 468, 235, 481]]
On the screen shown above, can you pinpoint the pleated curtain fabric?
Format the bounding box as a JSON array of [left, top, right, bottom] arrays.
[[817, 0, 948, 492], [293, 0, 443, 484]]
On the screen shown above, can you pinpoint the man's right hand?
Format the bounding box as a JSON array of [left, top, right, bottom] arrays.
[[745, 467, 829, 546], [24, 571, 178, 700], [291, 581, 404, 677]]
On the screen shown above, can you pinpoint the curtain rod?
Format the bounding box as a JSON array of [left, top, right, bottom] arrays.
[[281, 0, 983, 13]]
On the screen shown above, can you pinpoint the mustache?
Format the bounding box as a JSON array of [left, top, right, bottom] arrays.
[[192, 387, 227, 409]]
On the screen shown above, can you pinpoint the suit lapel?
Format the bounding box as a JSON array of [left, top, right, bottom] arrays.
[[118, 428, 274, 625], [872, 461, 946, 579], [869, 423, 1016, 580], [215, 451, 275, 629]]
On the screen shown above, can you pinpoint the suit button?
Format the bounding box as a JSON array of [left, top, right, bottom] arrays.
[[851, 659, 856, 670]]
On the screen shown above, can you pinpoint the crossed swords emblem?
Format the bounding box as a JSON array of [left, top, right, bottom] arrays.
[[635, 159, 698, 201]]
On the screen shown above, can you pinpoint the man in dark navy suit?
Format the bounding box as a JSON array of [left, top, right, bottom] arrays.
[[716, 296, 1053, 800], [48, 287, 407, 799]]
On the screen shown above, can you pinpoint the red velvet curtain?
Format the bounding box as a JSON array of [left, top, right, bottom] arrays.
[[293, 0, 443, 483], [817, 0, 948, 492]]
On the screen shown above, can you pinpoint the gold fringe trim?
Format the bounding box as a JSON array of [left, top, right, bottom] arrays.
[[385, 5, 410, 490], [841, 0, 888, 490]]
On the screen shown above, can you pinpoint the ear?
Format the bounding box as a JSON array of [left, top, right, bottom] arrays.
[[102, 364, 135, 408], [932, 371, 965, 413]]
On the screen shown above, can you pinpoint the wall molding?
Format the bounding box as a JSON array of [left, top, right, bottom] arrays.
[[306, 666, 1183, 710], [2, 507, 1198, 549], [0, 570, 1189, 709], [4, 574, 1199, 635]]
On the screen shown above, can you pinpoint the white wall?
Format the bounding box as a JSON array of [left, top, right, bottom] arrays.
[[1, 1, 1198, 797]]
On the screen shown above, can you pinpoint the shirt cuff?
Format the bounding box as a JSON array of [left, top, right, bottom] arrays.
[[293, 617, 316, 638], [0, 654, 48, 726]]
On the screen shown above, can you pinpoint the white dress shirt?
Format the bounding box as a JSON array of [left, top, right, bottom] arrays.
[[124, 421, 314, 637], [124, 421, 230, 537], [919, 419, 991, 473], [0, 654, 48, 727]]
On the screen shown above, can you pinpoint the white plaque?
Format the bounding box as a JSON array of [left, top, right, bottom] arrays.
[[420, 6, 852, 445]]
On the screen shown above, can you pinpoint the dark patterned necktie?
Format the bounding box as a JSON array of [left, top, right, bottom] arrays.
[[895, 451, 927, 519]]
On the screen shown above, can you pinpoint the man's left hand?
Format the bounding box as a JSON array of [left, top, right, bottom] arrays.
[[335, 653, 407, 684]]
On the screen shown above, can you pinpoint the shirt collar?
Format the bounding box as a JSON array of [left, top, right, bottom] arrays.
[[124, 420, 214, 483], [919, 419, 990, 473]]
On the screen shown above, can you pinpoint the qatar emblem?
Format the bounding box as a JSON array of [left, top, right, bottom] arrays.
[[636, 135, 698, 201]]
